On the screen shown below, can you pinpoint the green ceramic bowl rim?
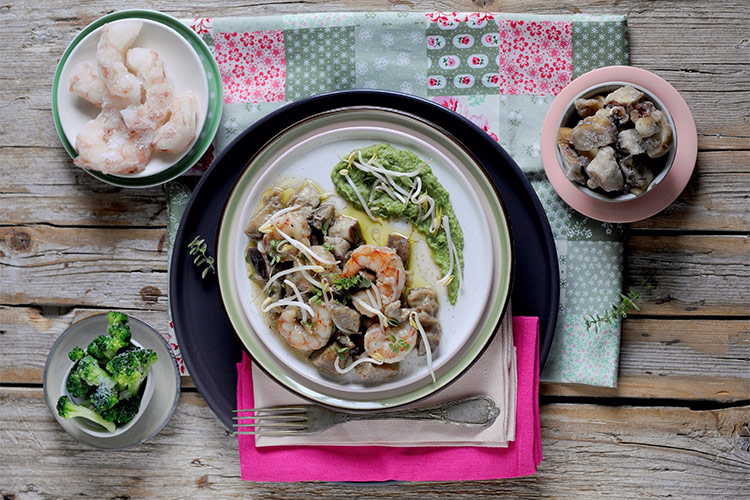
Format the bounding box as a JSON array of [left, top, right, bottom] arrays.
[[51, 9, 222, 188], [217, 106, 513, 410]]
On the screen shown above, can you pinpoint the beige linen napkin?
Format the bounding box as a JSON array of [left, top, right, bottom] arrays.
[[253, 305, 517, 447]]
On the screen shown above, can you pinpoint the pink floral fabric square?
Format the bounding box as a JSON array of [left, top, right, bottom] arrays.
[[214, 30, 286, 104], [497, 20, 572, 96]]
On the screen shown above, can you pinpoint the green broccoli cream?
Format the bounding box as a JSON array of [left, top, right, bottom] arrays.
[[331, 143, 464, 304]]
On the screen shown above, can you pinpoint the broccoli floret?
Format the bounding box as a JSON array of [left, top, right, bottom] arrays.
[[106, 348, 157, 397], [65, 365, 92, 399], [56, 395, 116, 433], [85, 313, 132, 362], [106, 311, 129, 329], [90, 382, 119, 413], [77, 355, 117, 387], [100, 395, 141, 426], [76, 356, 120, 412], [68, 346, 85, 362]]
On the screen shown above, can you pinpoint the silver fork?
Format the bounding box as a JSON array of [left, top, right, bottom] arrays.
[[233, 395, 500, 435]]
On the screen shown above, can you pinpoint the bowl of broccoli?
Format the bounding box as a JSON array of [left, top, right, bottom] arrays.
[[44, 312, 180, 448]]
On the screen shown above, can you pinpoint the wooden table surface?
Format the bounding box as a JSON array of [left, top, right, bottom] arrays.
[[1, 0, 748, 498]]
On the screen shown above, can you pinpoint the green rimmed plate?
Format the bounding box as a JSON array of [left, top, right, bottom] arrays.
[[52, 9, 222, 188], [216, 106, 513, 410]]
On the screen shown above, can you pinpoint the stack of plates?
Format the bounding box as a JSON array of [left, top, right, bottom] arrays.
[[170, 91, 558, 428]]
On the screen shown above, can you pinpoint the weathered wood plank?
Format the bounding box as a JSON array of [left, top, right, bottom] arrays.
[[0, 388, 747, 498], [3, 307, 747, 401], [541, 318, 750, 401], [626, 234, 750, 316], [0, 225, 168, 310], [3, 227, 747, 314], [0, 1, 747, 151], [1, 148, 747, 231]]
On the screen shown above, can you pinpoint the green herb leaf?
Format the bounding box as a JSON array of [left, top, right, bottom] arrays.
[[322, 242, 335, 252], [333, 345, 349, 361], [187, 234, 216, 279], [322, 219, 331, 236]]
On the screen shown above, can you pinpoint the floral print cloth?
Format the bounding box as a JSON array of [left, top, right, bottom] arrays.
[[166, 12, 629, 387]]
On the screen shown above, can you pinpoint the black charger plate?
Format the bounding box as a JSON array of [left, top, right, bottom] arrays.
[[170, 90, 559, 430]]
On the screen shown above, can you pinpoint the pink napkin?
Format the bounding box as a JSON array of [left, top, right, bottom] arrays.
[[237, 317, 541, 482]]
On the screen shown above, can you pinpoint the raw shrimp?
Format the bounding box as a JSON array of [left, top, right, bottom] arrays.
[[73, 108, 151, 174], [153, 91, 198, 153], [278, 304, 333, 352], [364, 321, 417, 363], [121, 48, 174, 132], [342, 245, 405, 305], [96, 20, 143, 106], [68, 61, 109, 108]]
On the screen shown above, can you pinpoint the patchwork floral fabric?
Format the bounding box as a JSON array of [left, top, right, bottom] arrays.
[[168, 12, 629, 387]]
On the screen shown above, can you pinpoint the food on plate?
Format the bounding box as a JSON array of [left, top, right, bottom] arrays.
[[331, 144, 464, 304], [244, 145, 462, 382], [558, 85, 674, 196], [69, 20, 199, 175], [55, 312, 157, 432]]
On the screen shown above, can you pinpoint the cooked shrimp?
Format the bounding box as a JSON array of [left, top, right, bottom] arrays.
[[69, 61, 109, 108], [153, 91, 198, 153], [342, 245, 405, 305], [73, 107, 151, 174], [364, 321, 417, 363], [121, 48, 174, 132], [278, 304, 333, 352], [262, 208, 312, 249], [96, 20, 143, 106]]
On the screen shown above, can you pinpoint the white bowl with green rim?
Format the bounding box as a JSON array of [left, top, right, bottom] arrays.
[[216, 106, 513, 410], [52, 9, 222, 188]]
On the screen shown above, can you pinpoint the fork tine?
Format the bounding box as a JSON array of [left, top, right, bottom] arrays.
[[236, 429, 306, 435], [233, 406, 307, 413], [232, 414, 307, 422], [233, 421, 307, 428]]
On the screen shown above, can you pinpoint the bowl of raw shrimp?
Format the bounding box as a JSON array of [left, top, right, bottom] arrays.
[[52, 10, 222, 188]]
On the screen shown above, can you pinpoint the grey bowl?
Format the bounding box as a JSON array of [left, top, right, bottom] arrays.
[[43, 313, 180, 449]]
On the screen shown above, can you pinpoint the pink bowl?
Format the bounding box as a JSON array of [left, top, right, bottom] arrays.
[[541, 66, 697, 223]]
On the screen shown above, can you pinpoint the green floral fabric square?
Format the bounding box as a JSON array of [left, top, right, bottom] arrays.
[[285, 27, 356, 100], [572, 15, 629, 78], [354, 18, 428, 96], [498, 94, 552, 172]]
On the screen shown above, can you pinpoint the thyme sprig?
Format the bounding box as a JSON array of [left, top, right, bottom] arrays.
[[583, 277, 653, 332], [188, 235, 216, 279]]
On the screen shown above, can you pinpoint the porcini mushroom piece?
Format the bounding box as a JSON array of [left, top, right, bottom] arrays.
[[619, 155, 654, 195], [604, 85, 644, 108], [573, 98, 603, 118], [557, 126, 574, 145], [571, 111, 618, 151], [629, 100, 655, 122], [558, 143, 586, 184], [643, 110, 673, 158], [585, 146, 624, 192], [617, 129, 646, 155]]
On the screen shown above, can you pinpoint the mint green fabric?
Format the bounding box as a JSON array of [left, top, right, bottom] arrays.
[[166, 12, 629, 387]]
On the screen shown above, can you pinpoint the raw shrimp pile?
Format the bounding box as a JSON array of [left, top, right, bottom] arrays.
[[245, 182, 443, 383], [69, 20, 199, 175]]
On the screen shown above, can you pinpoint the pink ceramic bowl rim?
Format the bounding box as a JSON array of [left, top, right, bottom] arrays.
[[541, 66, 698, 223]]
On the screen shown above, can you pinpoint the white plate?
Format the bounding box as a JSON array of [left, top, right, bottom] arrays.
[[52, 10, 223, 187], [217, 106, 513, 409]]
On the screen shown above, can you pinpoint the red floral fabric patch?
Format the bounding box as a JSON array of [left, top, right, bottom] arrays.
[[214, 30, 286, 104], [497, 20, 572, 95]]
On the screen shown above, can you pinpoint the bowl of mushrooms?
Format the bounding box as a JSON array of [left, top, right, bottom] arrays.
[[554, 82, 676, 202]]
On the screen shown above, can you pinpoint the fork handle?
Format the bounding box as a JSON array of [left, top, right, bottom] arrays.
[[339, 395, 500, 427]]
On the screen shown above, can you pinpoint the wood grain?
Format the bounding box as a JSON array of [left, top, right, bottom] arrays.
[[3, 306, 747, 402], [0, 0, 748, 496], [1, 388, 747, 499]]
